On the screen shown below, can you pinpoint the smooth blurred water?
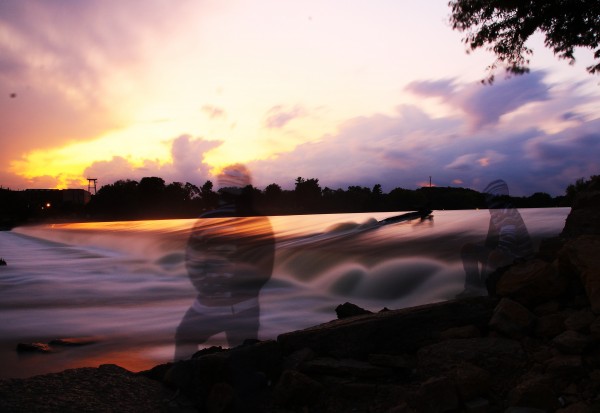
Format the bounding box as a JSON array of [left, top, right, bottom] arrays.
[[0, 208, 569, 378]]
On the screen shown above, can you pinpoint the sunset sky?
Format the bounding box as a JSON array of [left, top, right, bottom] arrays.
[[1, 0, 599, 196]]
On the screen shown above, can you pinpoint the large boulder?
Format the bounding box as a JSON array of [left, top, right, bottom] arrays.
[[489, 298, 537, 338], [416, 337, 525, 382], [561, 191, 600, 238], [278, 297, 498, 358], [559, 236, 600, 313], [495, 259, 568, 306], [163, 340, 282, 411]]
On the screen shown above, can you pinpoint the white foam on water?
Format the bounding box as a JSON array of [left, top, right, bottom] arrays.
[[0, 208, 569, 377]]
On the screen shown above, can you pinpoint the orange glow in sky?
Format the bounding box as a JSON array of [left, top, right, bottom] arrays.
[[1, 1, 599, 195]]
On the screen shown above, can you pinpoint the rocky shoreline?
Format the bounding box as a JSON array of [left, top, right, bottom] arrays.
[[1, 191, 599, 413]]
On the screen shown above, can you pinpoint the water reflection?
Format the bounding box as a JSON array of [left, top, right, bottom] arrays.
[[3, 208, 569, 377]]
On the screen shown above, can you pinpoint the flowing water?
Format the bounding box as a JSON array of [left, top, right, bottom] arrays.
[[0, 208, 569, 378]]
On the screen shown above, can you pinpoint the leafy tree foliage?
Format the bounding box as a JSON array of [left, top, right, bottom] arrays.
[[449, 0, 600, 82], [294, 177, 322, 212], [565, 175, 600, 203], [0, 176, 580, 226]]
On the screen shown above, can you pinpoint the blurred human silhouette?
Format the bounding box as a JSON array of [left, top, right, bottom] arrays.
[[174, 165, 275, 361], [458, 179, 533, 297]]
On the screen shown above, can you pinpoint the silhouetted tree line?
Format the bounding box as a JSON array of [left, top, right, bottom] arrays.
[[2, 176, 594, 227]]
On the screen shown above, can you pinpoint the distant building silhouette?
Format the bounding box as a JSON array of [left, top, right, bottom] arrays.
[[24, 189, 92, 209]]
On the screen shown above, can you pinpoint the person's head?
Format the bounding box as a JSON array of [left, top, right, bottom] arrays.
[[217, 164, 252, 195], [216, 164, 256, 213], [483, 179, 509, 209]]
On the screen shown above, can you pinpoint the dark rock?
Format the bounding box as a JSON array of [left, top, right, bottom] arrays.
[[16, 338, 99, 354], [582, 347, 600, 369], [282, 347, 314, 370], [589, 369, 600, 381], [309, 382, 407, 413], [532, 346, 555, 364], [557, 402, 594, 413], [533, 300, 561, 316], [417, 337, 525, 382], [386, 402, 416, 413], [335, 302, 372, 319], [545, 355, 584, 378], [0, 364, 169, 412], [191, 345, 225, 359], [440, 325, 481, 340], [463, 397, 490, 413], [272, 369, 322, 407], [206, 382, 234, 413], [0, 258, 6, 266], [368, 353, 413, 370], [140, 362, 173, 382], [508, 375, 561, 411], [489, 298, 537, 338], [300, 357, 393, 378], [16, 342, 52, 353], [495, 259, 567, 306], [561, 190, 600, 238], [564, 308, 596, 332], [49, 337, 99, 346], [278, 297, 498, 359], [535, 313, 566, 338], [452, 362, 491, 401], [537, 237, 565, 262], [412, 376, 459, 413], [558, 235, 600, 314], [164, 340, 281, 409], [164, 361, 197, 391], [225, 339, 282, 381], [552, 331, 594, 355], [590, 316, 600, 339]]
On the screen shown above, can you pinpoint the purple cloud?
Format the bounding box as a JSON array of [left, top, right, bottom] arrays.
[[407, 72, 551, 131], [249, 73, 598, 196], [170, 135, 222, 180], [405, 78, 456, 98], [264, 105, 306, 129], [456, 72, 551, 131]]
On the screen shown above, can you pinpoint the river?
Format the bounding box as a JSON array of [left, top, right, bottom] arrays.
[[0, 208, 569, 378]]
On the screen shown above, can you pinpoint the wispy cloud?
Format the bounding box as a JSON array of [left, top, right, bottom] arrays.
[[264, 105, 307, 129], [201, 105, 226, 120], [407, 71, 551, 131]]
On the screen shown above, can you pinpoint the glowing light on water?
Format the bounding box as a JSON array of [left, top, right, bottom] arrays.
[[2, 208, 569, 378]]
